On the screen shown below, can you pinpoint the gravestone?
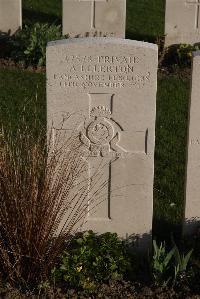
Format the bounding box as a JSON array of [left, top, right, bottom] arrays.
[[0, 0, 22, 35], [165, 0, 200, 46], [62, 0, 126, 38], [184, 51, 200, 234], [47, 38, 158, 249]]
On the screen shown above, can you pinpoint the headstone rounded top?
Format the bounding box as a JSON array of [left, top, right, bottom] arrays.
[[47, 37, 158, 51]]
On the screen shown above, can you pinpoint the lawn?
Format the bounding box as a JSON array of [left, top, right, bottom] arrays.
[[0, 69, 45, 130], [126, 0, 165, 41], [154, 75, 190, 239], [0, 0, 190, 239], [23, 0, 62, 25]]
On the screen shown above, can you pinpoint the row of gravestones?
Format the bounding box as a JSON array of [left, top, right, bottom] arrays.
[[0, 0, 126, 37], [1, 0, 200, 250], [2, 0, 200, 45]]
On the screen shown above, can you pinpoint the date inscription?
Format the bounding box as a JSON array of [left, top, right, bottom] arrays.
[[49, 55, 151, 90]]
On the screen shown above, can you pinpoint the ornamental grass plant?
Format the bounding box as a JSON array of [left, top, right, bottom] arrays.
[[0, 119, 107, 289]]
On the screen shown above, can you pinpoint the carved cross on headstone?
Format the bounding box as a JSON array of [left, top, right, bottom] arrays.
[[186, 0, 200, 29], [79, 93, 147, 221], [78, 0, 108, 29]]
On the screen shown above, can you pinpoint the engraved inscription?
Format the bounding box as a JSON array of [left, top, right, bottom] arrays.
[[186, 0, 200, 29], [190, 138, 200, 145], [50, 55, 151, 90], [74, 30, 116, 38]]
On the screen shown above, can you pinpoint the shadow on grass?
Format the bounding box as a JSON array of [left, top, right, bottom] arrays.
[[126, 30, 158, 44], [153, 217, 182, 243], [0, 31, 13, 59], [23, 8, 61, 25], [153, 217, 200, 250], [153, 76, 190, 243]]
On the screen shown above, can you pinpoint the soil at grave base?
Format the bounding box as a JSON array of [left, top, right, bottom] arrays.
[[158, 66, 191, 80], [0, 58, 46, 73], [64, 282, 200, 299], [1, 280, 200, 299]]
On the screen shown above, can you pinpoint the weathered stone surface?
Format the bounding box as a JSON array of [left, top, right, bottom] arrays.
[[62, 0, 126, 38], [0, 0, 22, 35], [47, 38, 158, 249], [165, 0, 200, 46], [184, 51, 200, 234]]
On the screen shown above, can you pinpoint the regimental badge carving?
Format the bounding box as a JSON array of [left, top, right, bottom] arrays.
[[80, 106, 126, 158]]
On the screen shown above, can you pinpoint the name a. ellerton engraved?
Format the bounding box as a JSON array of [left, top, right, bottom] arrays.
[[80, 64, 137, 73], [54, 64, 140, 76]]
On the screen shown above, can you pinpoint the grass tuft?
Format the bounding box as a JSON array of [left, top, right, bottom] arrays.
[[0, 120, 104, 287]]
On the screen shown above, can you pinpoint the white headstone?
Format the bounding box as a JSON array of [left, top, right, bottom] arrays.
[[0, 0, 22, 35], [165, 0, 200, 46], [184, 51, 200, 234], [47, 38, 158, 249], [62, 0, 126, 38]]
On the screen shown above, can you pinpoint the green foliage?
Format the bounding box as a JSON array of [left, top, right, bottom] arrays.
[[152, 240, 176, 286], [165, 44, 200, 67], [176, 44, 200, 67], [11, 23, 64, 67], [173, 245, 193, 281], [152, 240, 193, 287], [52, 231, 132, 292]]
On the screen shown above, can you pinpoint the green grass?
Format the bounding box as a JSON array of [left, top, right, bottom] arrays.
[[22, 0, 165, 42], [23, 0, 62, 25], [154, 76, 190, 239], [0, 69, 190, 238], [0, 69, 45, 130], [126, 0, 165, 42]]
